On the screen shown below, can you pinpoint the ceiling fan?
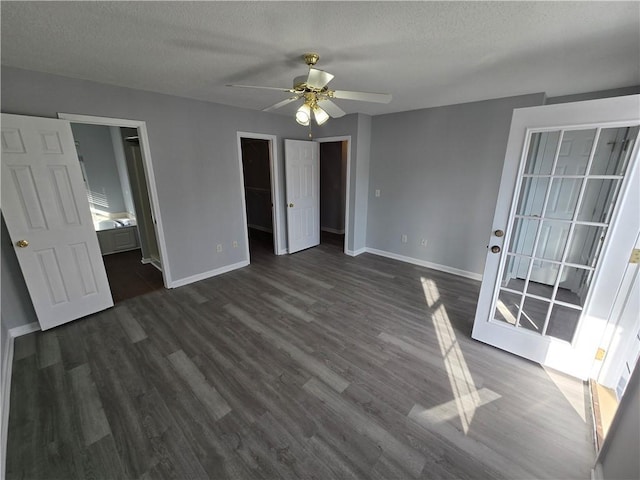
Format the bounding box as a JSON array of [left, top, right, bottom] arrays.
[[227, 53, 392, 126]]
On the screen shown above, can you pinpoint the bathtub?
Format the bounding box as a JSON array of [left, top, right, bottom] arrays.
[[95, 218, 140, 255]]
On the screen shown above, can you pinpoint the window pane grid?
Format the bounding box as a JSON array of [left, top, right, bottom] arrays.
[[493, 125, 637, 343]]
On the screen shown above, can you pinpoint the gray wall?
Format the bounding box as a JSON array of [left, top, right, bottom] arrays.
[[0, 214, 37, 330], [366, 94, 545, 276], [598, 360, 640, 480], [1, 66, 365, 287], [70, 123, 127, 215]]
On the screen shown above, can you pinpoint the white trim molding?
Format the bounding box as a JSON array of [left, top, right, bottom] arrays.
[[2, 322, 41, 477], [57, 113, 172, 288], [345, 247, 367, 257], [365, 248, 483, 281], [168, 260, 249, 289]]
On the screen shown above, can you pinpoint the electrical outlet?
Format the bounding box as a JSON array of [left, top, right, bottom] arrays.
[[401, 234, 408, 244], [232, 240, 238, 248], [216, 244, 223, 253], [420, 238, 428, 247], [375, 189, 381, 197]]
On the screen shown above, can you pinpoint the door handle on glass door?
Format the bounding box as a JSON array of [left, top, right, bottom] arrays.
[[490, 245, 501, 253], [494, 229, 504, 237]]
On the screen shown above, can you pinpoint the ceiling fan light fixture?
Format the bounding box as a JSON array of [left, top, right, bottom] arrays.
[[296, 103, 311, 126], [313, 106, 329, 126]]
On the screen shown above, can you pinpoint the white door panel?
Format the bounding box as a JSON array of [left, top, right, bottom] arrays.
[[472, 96, 640, 380], [285, 139, 319, 254], [1, 113, 113, 330]]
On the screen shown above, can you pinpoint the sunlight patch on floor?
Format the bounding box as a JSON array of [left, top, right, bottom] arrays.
[[421, 277, 500, 433], [543, 366, 587, 422]]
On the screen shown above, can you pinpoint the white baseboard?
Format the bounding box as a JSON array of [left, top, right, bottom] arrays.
[[321, 227, 345, 235], [9, 322, 41, 338], [345, 247, 367, 257], [2, 321, 40, 478], [1, 331, 14, 480], [364, 248, 483, 281], [168, 260, 249, 288], [141, 257, 152, 264]]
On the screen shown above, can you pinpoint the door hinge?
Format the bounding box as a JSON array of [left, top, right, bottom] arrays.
[[595, 348, 606, 361], [630, 248, 640, 264]]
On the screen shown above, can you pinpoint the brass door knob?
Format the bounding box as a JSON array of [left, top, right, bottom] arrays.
[[16, 239, 29, 248], [494, 229, 504, 237], [289, 203, 294, 208], [490, 245, 501, 253]]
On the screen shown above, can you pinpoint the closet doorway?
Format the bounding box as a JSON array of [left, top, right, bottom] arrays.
[[239, 134, 279, 256], [319, 139, 348, 250]]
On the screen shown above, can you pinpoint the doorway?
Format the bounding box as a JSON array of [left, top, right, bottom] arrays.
[[237, 134, 351, 258], [69, 122, 164, 303], [238, 134, 279, 256], [319, 140, 348, 250]]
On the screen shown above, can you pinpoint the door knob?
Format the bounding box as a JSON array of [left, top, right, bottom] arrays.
[[490, 245, 501, 253], [289, 203, 294, 208], [16, 239, 29, 248], [494, 229, 504, 237]]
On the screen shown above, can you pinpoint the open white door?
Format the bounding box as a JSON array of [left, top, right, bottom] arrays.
[[284, 139, 319, 254], [1, 113, 113, 330], [472, 96, 640, 379]]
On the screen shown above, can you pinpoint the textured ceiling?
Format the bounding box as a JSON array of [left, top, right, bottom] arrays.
[[2, 1, 639, 117]]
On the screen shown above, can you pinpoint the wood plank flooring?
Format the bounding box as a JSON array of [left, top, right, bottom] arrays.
[[102, 249, 164, 303], [7, 237, 595, 479]]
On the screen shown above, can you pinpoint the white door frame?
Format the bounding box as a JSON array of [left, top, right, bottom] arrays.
[[316, 136, 351, 255], [236, 132, 281, 256], [57, 113, 171, 287]]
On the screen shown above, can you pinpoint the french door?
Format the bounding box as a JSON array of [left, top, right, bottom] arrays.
[[472, 96, 640, 379]]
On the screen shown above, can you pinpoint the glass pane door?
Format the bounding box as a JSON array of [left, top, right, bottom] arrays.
[[493, 125, 639, 343]]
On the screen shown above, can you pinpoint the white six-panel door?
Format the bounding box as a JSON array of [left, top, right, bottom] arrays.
[[1, 113, 113, 330], [284, 139, 320, 254]]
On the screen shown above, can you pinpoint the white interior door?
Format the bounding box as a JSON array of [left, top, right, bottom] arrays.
[[284, 139, 319, 254], [1, 113, 113, 330], [472, 96, 640, 379]]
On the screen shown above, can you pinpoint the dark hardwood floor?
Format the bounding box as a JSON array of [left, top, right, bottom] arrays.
[[102, 249, 164, 303], [7, 238, 595, 479]]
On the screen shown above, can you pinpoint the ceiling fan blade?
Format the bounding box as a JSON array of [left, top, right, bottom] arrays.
[[331, 90, 392, 104], [306, 68, 334, 89], [262, 95, 301, 112], [317, 99, 346, 118], [227, 84, 295, 93]]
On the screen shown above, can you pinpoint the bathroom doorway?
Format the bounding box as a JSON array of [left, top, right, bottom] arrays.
[[67, 120, 165, 303]]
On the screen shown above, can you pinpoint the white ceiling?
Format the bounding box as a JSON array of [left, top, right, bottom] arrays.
[[2, 1, 639, 117]]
